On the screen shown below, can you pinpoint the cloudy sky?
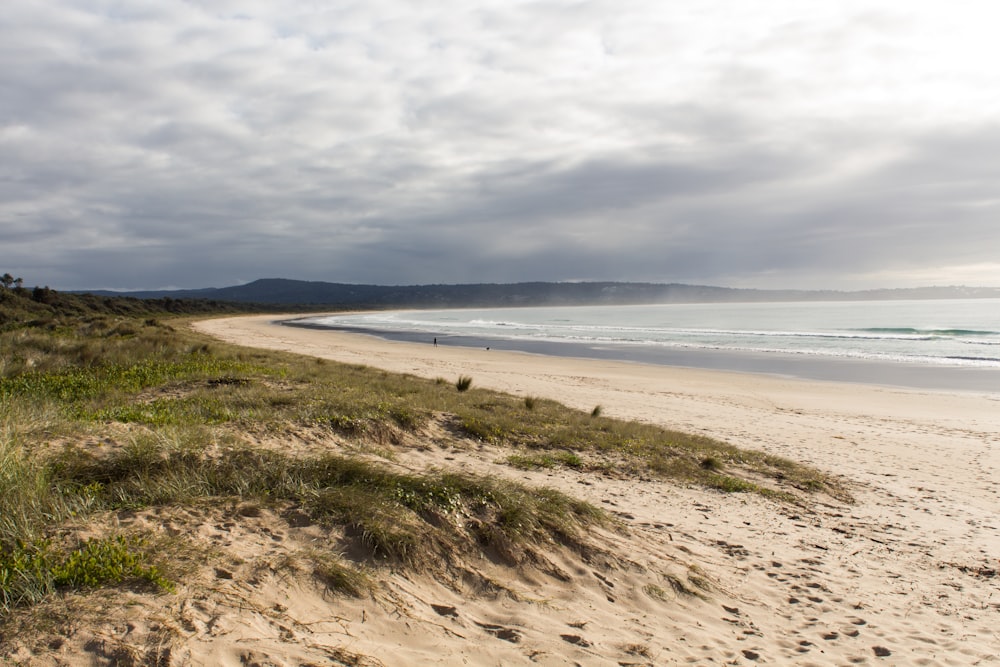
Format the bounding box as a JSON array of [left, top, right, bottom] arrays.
[[3, 1, 999, 291]]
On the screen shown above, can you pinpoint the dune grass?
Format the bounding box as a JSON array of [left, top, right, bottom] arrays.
[[1, 429, 605, 613], [2, 315, 843, 500], [0, 307, 846, 618]]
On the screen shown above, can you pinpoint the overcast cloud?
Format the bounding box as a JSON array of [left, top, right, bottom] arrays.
[[2, 0, 999, 290]]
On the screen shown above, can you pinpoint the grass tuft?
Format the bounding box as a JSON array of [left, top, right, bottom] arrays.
[[308, 551, 371, 597], [700, 456, 723, 471], [507, 451, 584, 471]]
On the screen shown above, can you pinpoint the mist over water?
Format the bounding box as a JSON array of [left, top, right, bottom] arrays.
[[294, 299, 1000, 391]]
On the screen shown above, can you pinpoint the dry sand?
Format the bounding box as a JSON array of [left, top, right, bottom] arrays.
[[189, 315, 1000, 665], [13, 313, 995, 666]]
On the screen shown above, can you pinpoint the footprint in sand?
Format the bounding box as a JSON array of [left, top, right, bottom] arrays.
[[475, 622, 521, 643], [431, 604, 459, 618], [560, 634, 592, 647]]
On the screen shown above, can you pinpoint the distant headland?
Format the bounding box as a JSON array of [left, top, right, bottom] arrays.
[[82, 278, 1000, 309]]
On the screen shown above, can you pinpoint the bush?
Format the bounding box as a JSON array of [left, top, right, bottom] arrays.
[[1, 536, 173, 614]]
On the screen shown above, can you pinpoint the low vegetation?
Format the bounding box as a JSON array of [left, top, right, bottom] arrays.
[[0, 282, 846, 627]]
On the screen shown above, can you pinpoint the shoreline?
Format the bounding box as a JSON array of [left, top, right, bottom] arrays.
[[193, 314, 999, 445], [281, 315, 1000, 394]]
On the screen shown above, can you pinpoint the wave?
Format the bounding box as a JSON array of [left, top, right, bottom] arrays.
[[622, 340, 1000, 367], [371, 319, 1000, 344], [439, 330, 1000, 368], [301, 308, 1000, 369], [324, 315, 999, 342], [944, 355, 1000, 364], [859, 327, 999, 337]]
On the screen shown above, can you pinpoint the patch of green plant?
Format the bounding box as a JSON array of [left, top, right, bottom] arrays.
[[80, 397, 239, 426], [1, 536, 172, 615], [507, 453, 557, 470], [552, 451, 583, 468], [324, 414, 366, 434], [385, 403, 423, 429], [506, 451, 584, 470], [455, 376, 473, 392], [0, 358, 262, 404], [51, 536, 173, 592], [459, 416, 507, 443], [704, 474, 759, 494]]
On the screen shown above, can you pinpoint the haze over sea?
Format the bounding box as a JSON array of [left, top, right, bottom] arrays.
[[294, 299, 1000, 393]]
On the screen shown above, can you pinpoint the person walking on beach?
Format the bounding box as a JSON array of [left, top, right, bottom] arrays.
[[433, 337, 437, 346]]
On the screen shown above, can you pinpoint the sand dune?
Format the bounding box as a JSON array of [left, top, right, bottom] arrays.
[[176, 316, 1000, 665]]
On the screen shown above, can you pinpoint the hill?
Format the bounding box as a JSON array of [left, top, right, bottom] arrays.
[[82, 278, 1000, 307]]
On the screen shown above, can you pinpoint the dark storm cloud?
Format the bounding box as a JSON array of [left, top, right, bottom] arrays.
[[2, 1, 998, 290]]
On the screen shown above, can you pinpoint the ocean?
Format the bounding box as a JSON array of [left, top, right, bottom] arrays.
[[290, 299, 1000, 392]]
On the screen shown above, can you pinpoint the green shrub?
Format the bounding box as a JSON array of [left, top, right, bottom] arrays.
[[1, 536, 172, 614], [51, 536, 173, 591]]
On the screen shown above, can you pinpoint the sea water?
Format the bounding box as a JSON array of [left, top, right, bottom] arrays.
[[293, 299, 1000, 391]]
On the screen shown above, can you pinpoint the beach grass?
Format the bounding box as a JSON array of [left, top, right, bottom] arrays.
[[0, 299, 846, 618]]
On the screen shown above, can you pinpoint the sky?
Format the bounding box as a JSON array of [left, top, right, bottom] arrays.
[[2, 1, 999, 292]]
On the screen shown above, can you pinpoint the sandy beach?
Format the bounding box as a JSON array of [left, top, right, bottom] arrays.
[[188, 314, 1000, 665]]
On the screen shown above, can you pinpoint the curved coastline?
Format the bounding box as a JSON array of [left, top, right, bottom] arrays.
[[191, 314, 1000, 436], [281, 315, 1000, 394]]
